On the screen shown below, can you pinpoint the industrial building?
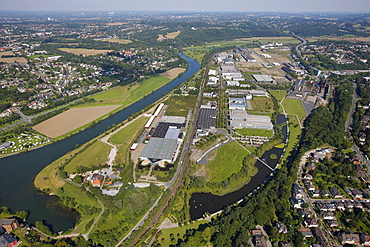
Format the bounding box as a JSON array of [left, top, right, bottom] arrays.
[[196, 106, 217, 136], [140, 137, 179, 164], [229, 97, 247, 110], [253, 74, 274, 83], [229, 109, 273, 130]]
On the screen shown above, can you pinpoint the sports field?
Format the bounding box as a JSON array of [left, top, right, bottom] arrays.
[[59, 48, 113, 56], [32, 105, 120, 138]]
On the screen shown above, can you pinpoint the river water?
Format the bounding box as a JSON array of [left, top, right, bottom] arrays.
[[189, 115, 288, 220], [0, 53, 200, 232]]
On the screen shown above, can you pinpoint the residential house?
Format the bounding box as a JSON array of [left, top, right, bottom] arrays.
[[276, 222, 288, 234], [321, 190, 330, 197], [0, 219, 19, 232], [361, 233, 370, 246], [326, 220, 338, 228], [299, 225, 313, 238], [339, 233, 360, 245], [330, 187, 342, 198], [304, 218, 318, 228], [321, 211, 335, 220], [0, 234, 18, 247], [311, 228, 329, 247]]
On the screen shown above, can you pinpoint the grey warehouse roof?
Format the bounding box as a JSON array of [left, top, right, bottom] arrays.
[[140, 137, 178, 161]]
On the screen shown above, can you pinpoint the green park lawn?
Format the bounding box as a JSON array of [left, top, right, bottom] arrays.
[[164, 95, 197, 117], [269, 90, 287, 102], [206, 141, 248, 182], [282, 98, 306, 121], [235, 128, 274, 137], [64, 141, 111, 173]]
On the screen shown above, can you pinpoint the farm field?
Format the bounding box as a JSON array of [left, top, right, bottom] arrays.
[[165, 31, 181, 39], [163, 95, 197, 117], [308, 36, 370, 43], [160, 68, 186, 79], [33, 105, 120, 138], [59, 48, 113, 56], [0, 51, 27, 63], [205, 141, 247, 183], [103, 38, 132, 44], [64, 141, 111, 173]]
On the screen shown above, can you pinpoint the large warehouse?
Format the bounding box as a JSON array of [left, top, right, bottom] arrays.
[[140, 137, 179, 163], [229, 109, 273, 130]]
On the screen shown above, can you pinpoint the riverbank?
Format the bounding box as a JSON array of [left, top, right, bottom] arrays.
[[0, 67, 187, 159]]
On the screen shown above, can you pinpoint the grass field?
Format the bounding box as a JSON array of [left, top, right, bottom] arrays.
[[64, 141, 111, 173], [158, 220, 208, 246], [109, 116, 149, 167], [165, 31, 181, 39], [235, 128, 274, 137], [250, 97, 274, 113], [269, 90, 287, 102], [164, 95, 197, 117], [206, 141, 248, 182], [34, 155, 67, 192], [103, 38, 132, 44], [182, 49, 209, 63], [59, 48, 113, 56], [281, 116, 302, 162], [80, 75, 170, 107], [282, 98, 306, 121]]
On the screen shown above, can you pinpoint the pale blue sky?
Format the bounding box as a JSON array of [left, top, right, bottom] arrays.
[[1, 0, 370, 12]]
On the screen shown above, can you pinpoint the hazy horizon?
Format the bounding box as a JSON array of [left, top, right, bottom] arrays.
[[1, 0, 370, 12]]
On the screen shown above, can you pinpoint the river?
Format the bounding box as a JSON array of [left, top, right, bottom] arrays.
[[0, 53, 200, 233], [189, 115, 288, 220]]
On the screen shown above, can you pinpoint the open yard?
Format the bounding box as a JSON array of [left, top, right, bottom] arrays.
[[160, 68, 186, 79], [205, 141, 248, 182], [282, 98, 306, 121], [0, 51, 27, 63], [59, 48, 113, 56], [163, 95, 197, 117], [33, 105, 120, 138], [64, 141, 111, 173]]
